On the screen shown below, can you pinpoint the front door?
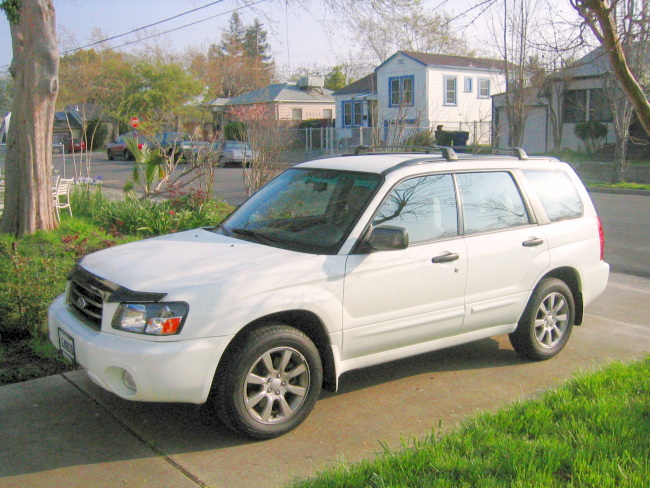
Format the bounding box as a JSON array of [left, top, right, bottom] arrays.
[[342, 173, 467, 361]]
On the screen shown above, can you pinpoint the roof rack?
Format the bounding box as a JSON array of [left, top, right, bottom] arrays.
[[352, 145, 529, 161], [446, 145, 529, 160], [353, 144, 459, 161]]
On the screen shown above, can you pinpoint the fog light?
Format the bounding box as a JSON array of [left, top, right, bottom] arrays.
[[123, 370, 137, 392]]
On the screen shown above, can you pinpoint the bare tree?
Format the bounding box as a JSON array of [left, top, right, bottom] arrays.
[[1, 0, 59, 236], [571, 0, 650, 137], [227, 104, 292, 195], [348, 8, 475, 65], [489, 0, 546, 147]]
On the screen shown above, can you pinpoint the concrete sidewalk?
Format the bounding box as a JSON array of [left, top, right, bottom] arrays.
[[1, 273, 649, 488]]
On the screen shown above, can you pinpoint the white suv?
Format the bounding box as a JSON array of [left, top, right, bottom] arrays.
[[48, 148, 609, 439]]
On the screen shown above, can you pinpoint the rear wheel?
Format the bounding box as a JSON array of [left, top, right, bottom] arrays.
[[509, 278, 575, 361], [107, 151, 114, 161], [211, 324, 322, 439]]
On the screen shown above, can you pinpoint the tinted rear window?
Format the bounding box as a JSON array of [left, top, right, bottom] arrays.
[[523, 169, 584, 222]]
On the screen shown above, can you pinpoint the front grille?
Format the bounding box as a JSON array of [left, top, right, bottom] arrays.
[[68, 278, 104, 330]]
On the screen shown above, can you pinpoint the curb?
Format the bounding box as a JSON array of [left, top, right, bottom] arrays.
[[587, 187, 650, 196]]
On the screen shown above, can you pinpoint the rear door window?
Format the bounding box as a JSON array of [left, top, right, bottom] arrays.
[[457, 172, 530, 234]]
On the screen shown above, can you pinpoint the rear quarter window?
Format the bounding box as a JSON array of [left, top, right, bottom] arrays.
[[523, 169, 584, 222]]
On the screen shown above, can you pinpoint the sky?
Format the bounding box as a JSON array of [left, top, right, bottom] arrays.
[[0, 0, 583, 78]]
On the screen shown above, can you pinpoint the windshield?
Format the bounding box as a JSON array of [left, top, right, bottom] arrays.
[[214, 168, 382, 254], [224, 141, 249, 150]]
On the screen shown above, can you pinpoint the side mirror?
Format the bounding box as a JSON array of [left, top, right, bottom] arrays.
[[365, 225, 409, 252]]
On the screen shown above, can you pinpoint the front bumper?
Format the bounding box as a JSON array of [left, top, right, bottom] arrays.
[[48, 295, 231, 404]]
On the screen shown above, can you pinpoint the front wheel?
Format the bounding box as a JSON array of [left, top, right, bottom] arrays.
[[509, 278, 575, 361], [107, 151, 114, 161], [211, 325, 322, 439]]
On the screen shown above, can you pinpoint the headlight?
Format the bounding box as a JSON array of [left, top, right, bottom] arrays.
[[112, 302, 189, 335]]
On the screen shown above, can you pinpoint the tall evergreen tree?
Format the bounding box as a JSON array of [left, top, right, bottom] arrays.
[[243, 19, 272, 66], [219, 11, 246, 58]]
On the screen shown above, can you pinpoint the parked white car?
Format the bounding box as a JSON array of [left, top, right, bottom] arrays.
[[212, 139, 254, 166], [49, 147, 609, 439]]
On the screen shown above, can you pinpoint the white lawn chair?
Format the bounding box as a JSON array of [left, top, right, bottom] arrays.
[[53, 177, 74, 220]]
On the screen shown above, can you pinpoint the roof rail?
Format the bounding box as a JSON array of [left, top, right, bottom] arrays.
[[444, 145, 530, 160], [351, 144, 530, 161], [352, 144, 459, 162]]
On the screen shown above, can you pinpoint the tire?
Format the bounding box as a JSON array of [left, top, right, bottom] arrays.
[[217, 155, 225, 167], [107, 151, 114, 161], [211, 324, 322, 439], [509, 278, 575, 361]]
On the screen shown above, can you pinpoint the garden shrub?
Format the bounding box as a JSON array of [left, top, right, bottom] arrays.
[[404, 130, 435, 147], [225, 121, 246, 141], [0, 221, 127, 342], [574, 121, 608, 155]]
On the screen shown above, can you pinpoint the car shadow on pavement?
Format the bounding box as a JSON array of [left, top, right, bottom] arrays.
[[332, 335, 521, 396]]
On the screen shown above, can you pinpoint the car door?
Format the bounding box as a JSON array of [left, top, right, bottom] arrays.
[[342, 173, 467, 361], [109, 137, 124, 157], [457, 171, 550, 333]]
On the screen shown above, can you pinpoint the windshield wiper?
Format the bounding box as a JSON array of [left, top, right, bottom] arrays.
[[209, 224, 231, 236], [231, 228, 282, 245]]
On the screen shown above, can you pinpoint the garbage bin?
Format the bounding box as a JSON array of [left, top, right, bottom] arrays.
[[451, 131, 470, 147]]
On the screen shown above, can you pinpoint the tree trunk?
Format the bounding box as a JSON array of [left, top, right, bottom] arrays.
[[1, 0, 59, 237], [573, 0, 650, 138]]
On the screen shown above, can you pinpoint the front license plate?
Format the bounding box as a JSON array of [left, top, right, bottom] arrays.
[[58, 329, 76, 364]]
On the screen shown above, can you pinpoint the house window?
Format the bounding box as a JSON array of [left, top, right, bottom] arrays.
[[563, 89, 587, 123], [292, 108, 303, 120], [343, 102, 352, 126], [478, 78, 491, 98], [464, 77, 473, 92], [323, 109, 333, 119], [354, 101, 363, 126], [588, 89, 612, 122], [389, 75, 415, 107], [444, 76, 457, 105], [343, 101, 364, 127]]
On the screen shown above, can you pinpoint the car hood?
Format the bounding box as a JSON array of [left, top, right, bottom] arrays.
[[79, 228, 315, 293]]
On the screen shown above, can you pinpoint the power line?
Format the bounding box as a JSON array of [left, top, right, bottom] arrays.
[[61, 0, 268, 55], [107, 0, 269, 52]]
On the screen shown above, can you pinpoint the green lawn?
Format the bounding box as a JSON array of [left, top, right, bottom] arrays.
[[289, 357, 650, 488]]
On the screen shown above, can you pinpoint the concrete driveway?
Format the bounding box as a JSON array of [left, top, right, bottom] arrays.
[[1, 272, 649, 488]]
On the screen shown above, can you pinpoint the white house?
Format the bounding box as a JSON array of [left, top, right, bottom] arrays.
[[374, 51, 509, 145], [332, 73, 377, 148]]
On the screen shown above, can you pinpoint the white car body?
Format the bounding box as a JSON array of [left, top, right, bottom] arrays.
[[49, 150, 609, 436]]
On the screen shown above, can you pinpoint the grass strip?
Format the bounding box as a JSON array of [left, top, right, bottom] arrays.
[[289, 357, 650, 488]]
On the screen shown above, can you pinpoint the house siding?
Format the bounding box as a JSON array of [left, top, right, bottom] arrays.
[[375, 52, 506, 144], [276, 103, 335, 122]]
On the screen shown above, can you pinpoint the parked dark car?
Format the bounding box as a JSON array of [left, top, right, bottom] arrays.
[[64, 138, 86, 153], [107, 132, 151, 160], [153, 132, 191, 160], [178, 140, 212, 165]]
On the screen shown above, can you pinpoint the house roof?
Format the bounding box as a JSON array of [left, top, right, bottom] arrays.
[[333, 73, 377, 96], [376, 51, 509, 72], [553, 44, 650, 80], [227, 82, 334, 105]]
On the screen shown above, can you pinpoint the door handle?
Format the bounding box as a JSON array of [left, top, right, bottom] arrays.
[[432, 252, 459, 263], [522, 238, 544, 247]]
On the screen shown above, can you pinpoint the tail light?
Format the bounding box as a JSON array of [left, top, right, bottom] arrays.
[[597, 217, 605, 261]]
